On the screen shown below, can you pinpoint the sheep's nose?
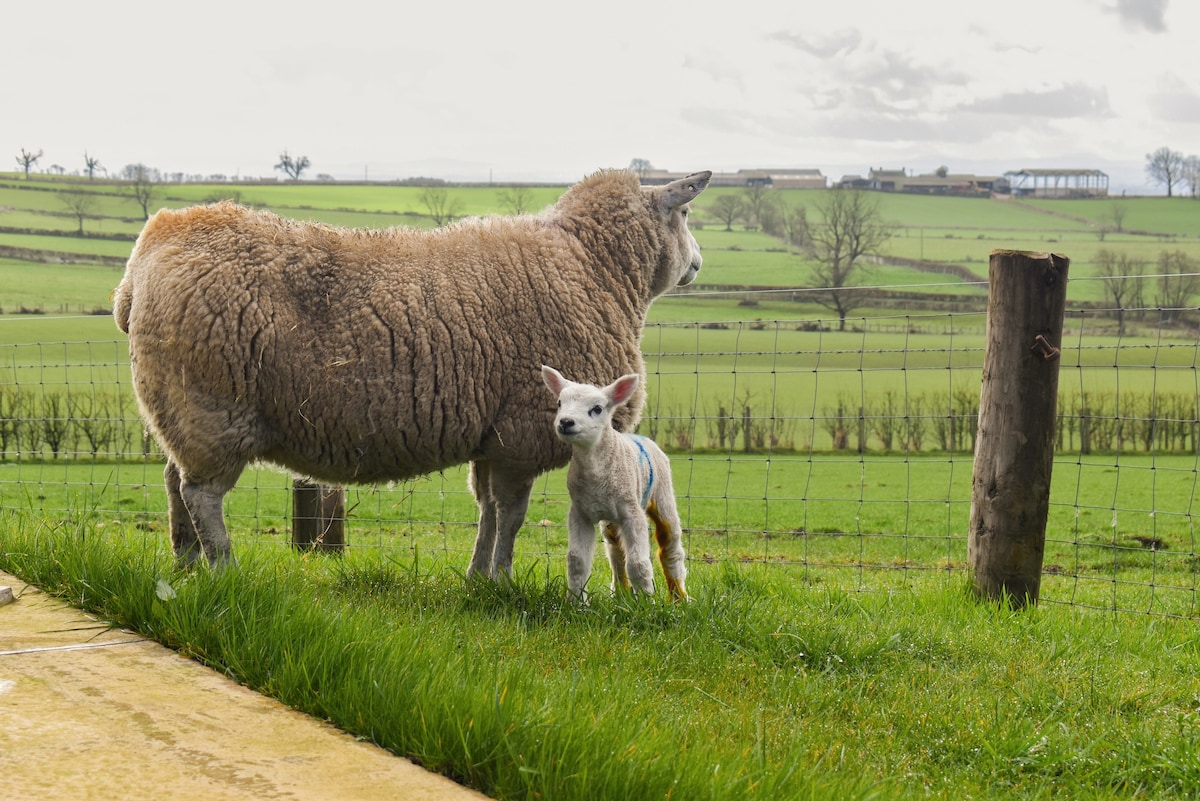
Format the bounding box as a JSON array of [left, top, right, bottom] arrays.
[[558, 418, 575, 435]]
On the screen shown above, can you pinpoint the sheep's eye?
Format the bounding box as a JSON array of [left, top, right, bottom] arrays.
[[556, 400, 561, 408], [681, 208, 689, 217], [589, 405, 603, 417]]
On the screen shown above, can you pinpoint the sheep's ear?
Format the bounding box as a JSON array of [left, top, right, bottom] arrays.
[[607, 373, 641, 407], [660, 171, 712, 210], [541, 365, 568, 396]]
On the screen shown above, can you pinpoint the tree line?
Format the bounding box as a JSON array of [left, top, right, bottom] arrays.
[[1144, 146, 1200, 198]]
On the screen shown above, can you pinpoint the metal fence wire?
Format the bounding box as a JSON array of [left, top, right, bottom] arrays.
[[2, 306, 1200, 618]]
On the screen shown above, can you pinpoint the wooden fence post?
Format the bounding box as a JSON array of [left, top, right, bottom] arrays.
[[292, 479, 346, 552], [969, 250, 1069, 607]]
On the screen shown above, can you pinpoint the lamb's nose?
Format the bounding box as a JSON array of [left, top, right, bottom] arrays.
[[558, 418, 575, 434]]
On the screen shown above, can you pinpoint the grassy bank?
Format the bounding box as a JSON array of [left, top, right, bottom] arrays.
[[2, 520, 1199, 800]]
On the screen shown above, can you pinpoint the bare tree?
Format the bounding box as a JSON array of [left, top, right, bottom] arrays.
[[497, 185, 534, 215], [629, 158, 653, 179], [15, 147, 43, 179], [1106, 202, 1128, 233], [83, 151, 103, 180], [122, 163, 158, 220], [274, 150, 311, 181], [59, 187, 97, 235], [1095, 248, 1145, 336], [1145, 146, 1185, 197], [419, 185, 463, 227], [708, 195, 745, 231], [740, 184, 773, 230], [802, 189, 892, 331], [1182, 154, 1200, 200], [1154, 250, 1200, 322], [775, 202, 809, 249]]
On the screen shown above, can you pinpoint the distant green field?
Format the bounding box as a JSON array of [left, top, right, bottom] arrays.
[[0, 172, 1196, 323]]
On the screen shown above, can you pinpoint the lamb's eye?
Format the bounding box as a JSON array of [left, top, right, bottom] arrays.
[[556, 400, 561, 408], [681, 208, 689, 217], [589, 405, 603, 417]]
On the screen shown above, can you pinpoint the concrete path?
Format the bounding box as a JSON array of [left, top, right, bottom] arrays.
[[0, 570, 489, 800]]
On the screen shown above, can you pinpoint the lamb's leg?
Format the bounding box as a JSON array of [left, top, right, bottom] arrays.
[[567, 507, 599, 601], [466, 461, 499, 578], [164, 460, 203, 568], [602, 522, 632, 593], [619, 515, 656, 596], [179, 477, 235, 567], [648, 499, 688, 602]]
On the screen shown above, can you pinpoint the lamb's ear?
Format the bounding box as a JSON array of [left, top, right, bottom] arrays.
[[660, 170, 712, 210], [607, 373, 641, 408], [541, 365, 568, 397]]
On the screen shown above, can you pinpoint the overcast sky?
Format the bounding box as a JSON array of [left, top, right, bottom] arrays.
[[5, 0, 1197, 193]]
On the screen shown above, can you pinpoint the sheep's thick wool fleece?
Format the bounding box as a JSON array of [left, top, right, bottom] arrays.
[[113, 171, 671, 486]]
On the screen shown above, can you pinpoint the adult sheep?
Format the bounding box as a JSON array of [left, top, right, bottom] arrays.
[[113, 168, 711, 577]]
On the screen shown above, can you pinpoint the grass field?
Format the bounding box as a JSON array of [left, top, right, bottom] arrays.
[[3, 520, 1200, 800]]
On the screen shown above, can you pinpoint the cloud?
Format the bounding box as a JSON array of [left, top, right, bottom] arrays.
[[1105, 0, 1169, 32], [1146, 76, 1200, 123], [766, 29, 863, 58], [960, 83, 1112, 118], [766, 28, 971, 112]]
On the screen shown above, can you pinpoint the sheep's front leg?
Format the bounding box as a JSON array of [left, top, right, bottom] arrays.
[[618, 515, 656, 596], [603, 522, 632, 593], [179, 478, 235, 567], [567, 506, 599, 601], [466, 461, 499, 578], [465, 463, 534, 580], [490, 471, 534, 578]]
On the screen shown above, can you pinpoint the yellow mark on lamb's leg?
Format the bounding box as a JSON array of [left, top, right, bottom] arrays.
[[603, 522, 632, 590], [647, 501, 688, 602]]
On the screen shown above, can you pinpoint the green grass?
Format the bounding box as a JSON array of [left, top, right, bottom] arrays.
[[3, 520, 1200, 800], [0, 260, 125, 313]]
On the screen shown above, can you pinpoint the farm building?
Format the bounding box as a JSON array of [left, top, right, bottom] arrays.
[[1004, 168, 1109, 198], [836, 174, 872, 190], [867, 168, 909, 191], [851, 168, 1010, 196]]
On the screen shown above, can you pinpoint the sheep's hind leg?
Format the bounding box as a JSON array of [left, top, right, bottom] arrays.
[[179, 476, 237, 567], [603, 522, 632, 593], [164, 460, 203, 568]]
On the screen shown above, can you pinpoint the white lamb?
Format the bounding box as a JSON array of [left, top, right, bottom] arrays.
[[541, 366, 688, 602]]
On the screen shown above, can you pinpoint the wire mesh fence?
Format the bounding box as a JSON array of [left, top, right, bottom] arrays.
[[3, 305, 1200, 617]]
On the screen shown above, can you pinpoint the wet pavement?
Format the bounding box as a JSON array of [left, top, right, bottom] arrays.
[[0, 570, 488, 800]]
